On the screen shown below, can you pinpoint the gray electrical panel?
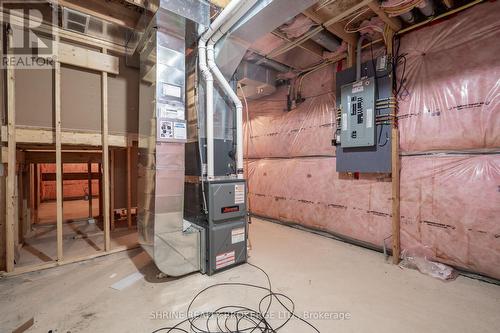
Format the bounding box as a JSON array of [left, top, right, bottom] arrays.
[[340, 78, 376, 148], [335, 57, 392, 173]]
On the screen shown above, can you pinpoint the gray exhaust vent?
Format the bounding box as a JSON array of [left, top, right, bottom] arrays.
[[62, 8, 90, 34], [237, 61, 276, 100]]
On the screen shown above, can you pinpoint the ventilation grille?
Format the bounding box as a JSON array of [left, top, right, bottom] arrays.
[[62, 8, 90, 34]]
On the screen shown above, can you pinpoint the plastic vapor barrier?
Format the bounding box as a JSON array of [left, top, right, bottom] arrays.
[[397, 1, 500, 152], [244, 2, 500, 279], [244, 65, 336, 158]]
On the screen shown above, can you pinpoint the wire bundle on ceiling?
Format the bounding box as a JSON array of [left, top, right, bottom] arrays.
[[381, 0, 426, 16], [151, 263, 321, 333]]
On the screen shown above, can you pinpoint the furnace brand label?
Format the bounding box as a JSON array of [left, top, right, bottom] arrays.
[[231, 227, 245, 244], [215, 251, 235, 270], [234, 184, 245, 204]]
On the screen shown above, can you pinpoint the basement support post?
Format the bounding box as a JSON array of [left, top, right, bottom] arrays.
[[102, 48, 110, 251], [98, 163, 102, 222], [88, 162, 93, 220], [110, 149, 115, 231], [127, 143, 132, 230], [29, 164, 35, 227], [6, 29, 16, 272], [387, 28, 401, 264], [55, 34, 63, 262], [35, 164, 40, 224]]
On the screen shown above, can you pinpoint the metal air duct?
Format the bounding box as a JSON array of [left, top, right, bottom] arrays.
[[136, 0, 209, 277]]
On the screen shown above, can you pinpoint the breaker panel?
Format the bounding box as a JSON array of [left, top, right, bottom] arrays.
[[335, 57, 392, 173], [339, 78, 376, 148]]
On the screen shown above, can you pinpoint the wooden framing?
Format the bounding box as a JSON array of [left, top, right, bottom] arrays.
[[6, 30, 16, 272], [58, 43, 119, 75], [127, 144, 132, 230], [24, 151, 102, 164], [88, 162, 93, 220], [29, 165, 35, 226], [303, 8, 358, 46], [0, 12, 138, 273], [367, 1, 402, 32], [102, 49, 111, 251], [387, 28, 401, 264], [55, 35, 64, 262], [110, 149, 115, 231], [1, 127, 133, 147], [2, 244, 140, 277]]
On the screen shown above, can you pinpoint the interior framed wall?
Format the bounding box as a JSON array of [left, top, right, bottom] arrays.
[[0, 11, 140, 274]]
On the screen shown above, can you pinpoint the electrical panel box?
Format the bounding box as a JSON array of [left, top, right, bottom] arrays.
[[335, 57, 392, 173], [340, 77, 376, 148]]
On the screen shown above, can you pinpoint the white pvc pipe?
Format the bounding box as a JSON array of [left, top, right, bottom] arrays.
[[207, 44, 244, 178], [207, 0, 259, 179], [199, 0, 247, 179]]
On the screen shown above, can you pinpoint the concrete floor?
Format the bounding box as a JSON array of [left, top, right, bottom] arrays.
[[17, 220, 138, 267], [1, 218, 499, 333], [37, 198, 100, 224], [17, 199, 137, 268]]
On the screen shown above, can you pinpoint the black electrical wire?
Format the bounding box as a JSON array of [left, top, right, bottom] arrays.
[[152, 263, 321, 333], [391, 35, 409, 99]]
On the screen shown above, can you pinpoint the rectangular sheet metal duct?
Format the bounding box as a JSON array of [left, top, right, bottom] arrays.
[[137, 0, 209, 277]]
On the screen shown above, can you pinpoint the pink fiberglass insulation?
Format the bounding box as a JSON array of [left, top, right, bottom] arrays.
[[400, 154, 500, 279], [244, 2, 500, 279], [244, 64, 336, 159], [247, 154, 500, 279], [397, 1, 500, 152], [247, 157, 392, 247]]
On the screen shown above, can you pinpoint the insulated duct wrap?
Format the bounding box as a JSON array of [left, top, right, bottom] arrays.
[[244, 2, 500, 279]]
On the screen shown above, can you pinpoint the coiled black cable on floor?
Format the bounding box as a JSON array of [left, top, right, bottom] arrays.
[[152, 263, 321, 333]]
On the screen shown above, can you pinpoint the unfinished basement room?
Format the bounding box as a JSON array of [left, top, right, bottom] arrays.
[[0, 0, 499, 332]]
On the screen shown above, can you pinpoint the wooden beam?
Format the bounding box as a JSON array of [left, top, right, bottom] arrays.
[[3, 244, 140, 277], [55, 36, 64, 262], [35, 164, 40, 224], [24, 151, 102, 164], [110, 149, 115, 231], [102, 53, 111, 251], [88, 162, 93, 220], [323, 0, 374, 27], [347, 40, 357, 68], [6, 30, 16, 273], [210, 0, 231, 7], [267, 1, 373, 59], [59, 43, 120, 74], [1, 126, 133, 147], [127, 145, 132, 230], [29, 165, 35, 227], [41, 172, 100, 181], [18, 164, 26, 243], [303, 9, 358, 46], [367, 1, 402, 32], [98, 163, 103, 223], [387, 28, 401, 264], [271, 31, 324, 58]]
